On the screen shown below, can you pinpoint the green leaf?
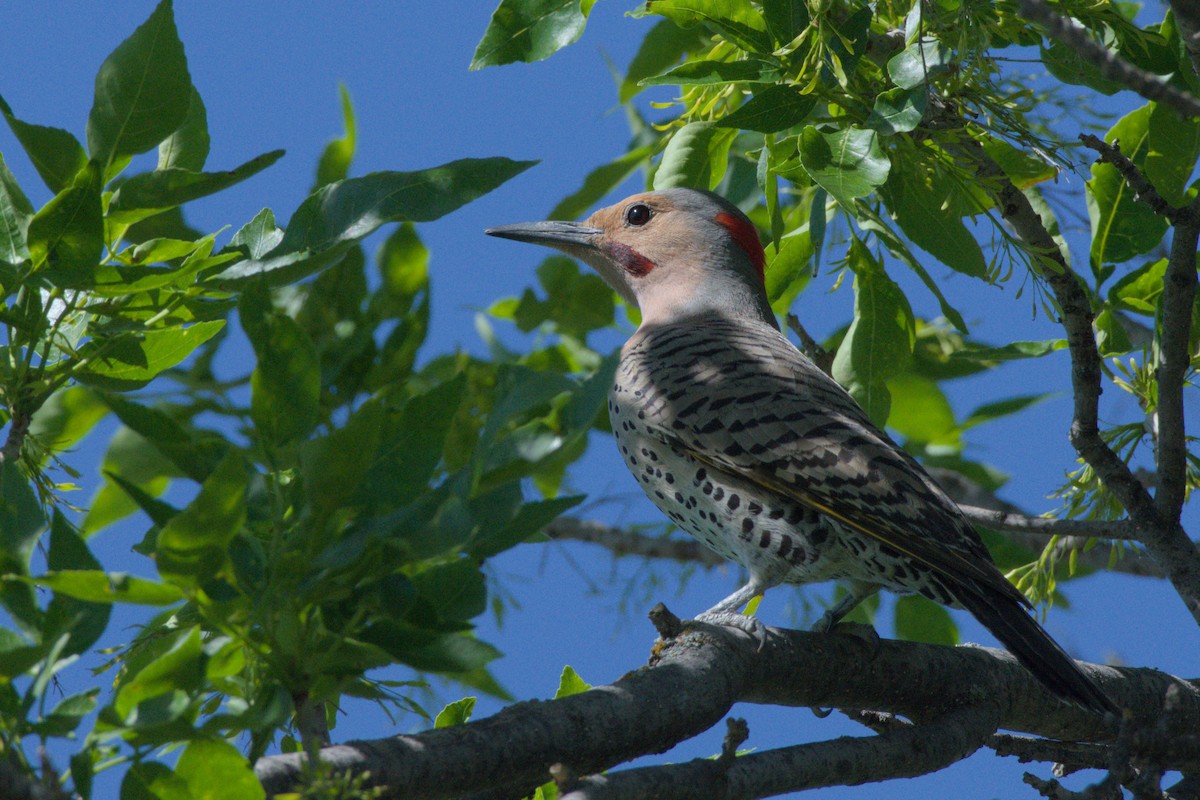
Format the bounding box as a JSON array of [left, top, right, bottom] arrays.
[[368, 377, 466, 505], [156, 453, 247, 586], [762, 0, 810, 45], [946, 339, 1066, 367], [1042, 38, 1121, 95], [856, 208, 967, 333], [831, 238, 914, 424], [962, 393, 1052, 429], [412, 560, 487, 622], [1087, 104, 1168, 271], [866, 87, 927, 135], [1109, 257, 1167, 314], [158, 86, 209, 172], [469, 495, 583, 560], [44, 512, 111, 657], [27, 161, 103, 285], [86, 0, 192, 164], [215, 158, 536, 287], [717, 85, 815, 133], [885, 373, 957, 446], [34, 571, 183, 606], [176, 739, 265, 800], [553, 665, 591, 698], [1093, 307, 1133, 356], [0, 153, 33, 268], [982, 137, 1057, 189], [0, 462, 45, 631], [634, 0, 771, 55], [27, 387, 109, 464], [37, 688, 99, 737], [1145, 102, 1200, 206], [434, 697, 476, 727], [301, 399, 382, 516], [120, 761, 191, 800], [239, 287, 320, 446], [108, 149, 285, 224], [621, 20, 709, 103], [102, 394, 222, 482], [408, 634, 503, 674], [549, 146, 655, 220], [0, 96, 89, 194], [640, 58, 781, 86], [82, 423, 180, 535], [765, 229, 812, 311], [798, 126, 890, 208], [128, 236, 203, 264], [887, 38, 950, 89], [114, 626, 203, 719], [375, 222, 429, 308], [0, 626, 44, 678], [654, 121, 736, 190], [228, 208, 283, 259], [75, 320, 225, 391], [471, 0, 591, 69], [512, 257, 614, 336], [894, 595, 959, 645], [881, 163, 985, 278], [315, 84, 356, 189]]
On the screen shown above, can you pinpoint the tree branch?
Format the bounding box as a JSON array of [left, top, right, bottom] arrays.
[[543, 517, 724, 568], [0, 754, 67, 800], [990, 732, 1114, 774], [547, 459, 1169, 583], [1154, 206, 1200, 524], [1019, 0, 1200, 118], [255, 615, 1200, 798], [932, 113, 1200, 623], [558, 704, 1001, 800], [958, 505, 1140, 541], [1078, 134, 1192, 225], [0, 409, 30, 464], [939, 131, 1151, 516]]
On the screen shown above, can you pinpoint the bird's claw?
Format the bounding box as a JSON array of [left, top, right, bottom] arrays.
[[691, 611, 769, 651]]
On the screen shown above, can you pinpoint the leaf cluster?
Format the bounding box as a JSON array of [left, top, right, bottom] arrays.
[[0, 3, 600, 797]]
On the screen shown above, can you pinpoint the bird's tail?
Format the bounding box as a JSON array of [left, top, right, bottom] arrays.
[[955, 587, 1117, 715]]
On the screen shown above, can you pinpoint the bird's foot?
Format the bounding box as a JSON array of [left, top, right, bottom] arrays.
[[691, 611, 769, 651], [694, 610, 761, 633], [812, 609, 839, 634]]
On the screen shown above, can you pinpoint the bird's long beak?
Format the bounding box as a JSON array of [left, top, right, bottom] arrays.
[[485, 220, 603, 249]]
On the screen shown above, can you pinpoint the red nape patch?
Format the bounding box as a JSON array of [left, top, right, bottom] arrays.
[[604, 240, 656, 277], [715, 211, 766, 283]]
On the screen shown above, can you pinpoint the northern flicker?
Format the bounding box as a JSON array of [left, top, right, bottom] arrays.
[[487, 187, 1115, 714]]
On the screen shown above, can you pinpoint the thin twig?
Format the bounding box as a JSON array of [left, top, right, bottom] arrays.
[[991, 732, 1113, 773], [1078, 134, 1191, 225], [1021, 0, 1200, 118], [959, 505, 1141, 540], [544, 517, 725, 568], [785, 313, 833, 375]]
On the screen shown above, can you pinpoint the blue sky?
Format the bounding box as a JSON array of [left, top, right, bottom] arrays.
[[2, 3, 1197, 798]]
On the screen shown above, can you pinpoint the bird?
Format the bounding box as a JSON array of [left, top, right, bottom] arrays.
[[486, 187, 1116, 714]]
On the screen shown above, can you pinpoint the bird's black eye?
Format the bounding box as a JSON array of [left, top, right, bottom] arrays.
[[625, 203, 652, 227]]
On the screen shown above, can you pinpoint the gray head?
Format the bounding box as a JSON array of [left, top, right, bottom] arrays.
[[487, 188, 776, 329]]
